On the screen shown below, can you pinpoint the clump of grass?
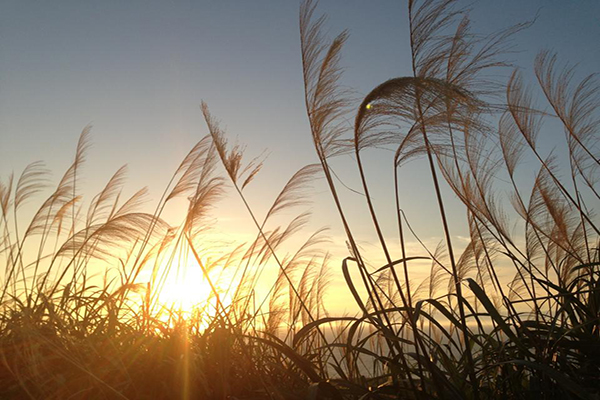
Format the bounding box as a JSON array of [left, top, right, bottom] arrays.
[[291, 0, 600, 399], [0, 122, 335, 398], [1, 0, 599, 399]]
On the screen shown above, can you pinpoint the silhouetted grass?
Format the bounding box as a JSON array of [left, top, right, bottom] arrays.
[[1, 0, 599, 399]]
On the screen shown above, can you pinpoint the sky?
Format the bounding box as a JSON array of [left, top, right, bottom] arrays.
[[1, 1, 599, 312]]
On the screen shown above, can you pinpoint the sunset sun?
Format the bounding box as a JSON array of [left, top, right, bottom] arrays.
[[155, 261, 215, 316]]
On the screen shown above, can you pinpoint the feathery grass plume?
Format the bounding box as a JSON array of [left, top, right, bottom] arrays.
[[501, 83, 566, 296], [2, 163, 49, 296], [506, 70, 544, 150], [0, 173, 14, 219], [14, 161, 50, 212], [499, 110, 528, 179], [508, 65, 600, 244], [166, 136, 219, 202], [526, 157, 586, 273], [25, 128, 91, 239], [200, 102, 264, 191], [54, 213, 167, 263], [183, 147, 224, 239], [300, 0, 352, 161], [411, 0, 530, 97], [465, 125, 511, 234], [535, 51, 600, 174], [264, 164, 321, 222], [356, 76, 480, 155], [111, 188, 149, 220], [536, 50, 600, 264], [86, 165, 128, 227], [409, 0, 461, 74]]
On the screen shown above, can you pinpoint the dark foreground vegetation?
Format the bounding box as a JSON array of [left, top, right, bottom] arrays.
[[1, 0, 599, 398]]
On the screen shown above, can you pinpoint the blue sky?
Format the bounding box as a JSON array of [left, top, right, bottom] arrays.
[[1, 1, 599, 310], [2, 1, 598, 180]]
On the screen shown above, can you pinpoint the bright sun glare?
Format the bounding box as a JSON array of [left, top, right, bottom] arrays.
[[155, 260, 216, 317]]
